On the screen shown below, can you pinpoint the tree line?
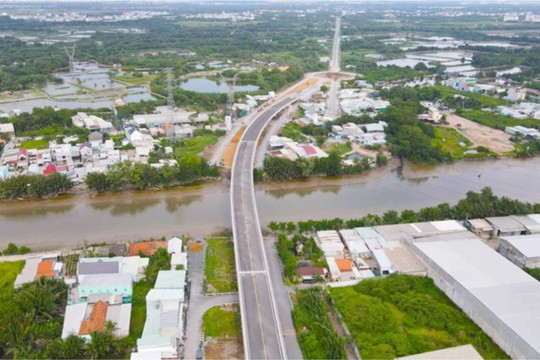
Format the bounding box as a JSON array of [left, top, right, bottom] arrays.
[[269, 187, 540, 234], [0, 173, 73, 200], [85, 156, 219, 192]]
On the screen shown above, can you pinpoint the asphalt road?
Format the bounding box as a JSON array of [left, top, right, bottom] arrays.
[[231, 97, 297, 359]]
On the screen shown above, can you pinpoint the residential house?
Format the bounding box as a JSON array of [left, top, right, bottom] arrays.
[[0, 123, 15, 137], [72, 112, 113, 133], [78, 273, 133, 303]]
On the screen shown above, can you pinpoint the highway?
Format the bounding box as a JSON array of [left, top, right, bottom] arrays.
[[231, 97, 298, 360], [326, 16, 341, 118]]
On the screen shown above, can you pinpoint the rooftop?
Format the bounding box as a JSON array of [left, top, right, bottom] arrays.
[[396, 344, 483, 360], [78, 259, 120, 275], [413, 232, 540, 355], [154, 270, 186, 290], [501, 234, 540, 258], [129, 241, 167, 256], [486, 216, 527, 233], [79, 301, 108, 335], [35, 259, 57, 279]]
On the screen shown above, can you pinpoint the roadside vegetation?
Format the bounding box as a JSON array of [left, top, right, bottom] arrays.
[[276, 233, 324, 283], [204, 237, 237, 293], [457, 109, 540, 131], [293, 288, 346, 360], [329, 275, 508, 359], [269, 187, 540, 234]]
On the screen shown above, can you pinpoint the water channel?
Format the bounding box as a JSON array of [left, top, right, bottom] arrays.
[[2, 158, 540, 250]]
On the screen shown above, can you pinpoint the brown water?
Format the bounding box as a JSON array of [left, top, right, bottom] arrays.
[[2, 158, 540, 250]]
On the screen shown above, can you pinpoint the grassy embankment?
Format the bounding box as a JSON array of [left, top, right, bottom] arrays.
[[329, 275, 508, 360], [175, 134, 220, 157], [459, 109, 539, 131], [204, 237, 237, 293], [431, 127, 473, 159], [115, 74, 158, 86]]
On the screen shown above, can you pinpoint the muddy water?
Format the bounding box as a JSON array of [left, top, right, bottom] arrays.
[[2, 158, 540, 250]]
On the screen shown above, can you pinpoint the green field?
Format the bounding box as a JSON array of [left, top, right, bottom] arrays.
[[175, 134, 219, 156], [115, 74, 158, 86], [19, 139, 49, 150], [433, 85, 506, 108], [330, 275, 508, 360], [280, 123, 309, 143], [330, 142, 352, 156], [202, 305, 242, 338], [129, 281, 153, 339], [0, 261, 24, 293], [431, 127, 473, 159], [204, 237, 237, 293], [292, 289, 346, 360], [459, 109, 540, 131]]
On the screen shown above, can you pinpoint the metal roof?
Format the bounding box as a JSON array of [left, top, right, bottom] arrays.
[[501, 234, 540, 258], [486, 216, 527, 232], [78, 259, 120, 275], [154, 270, 186, 290], [414, 233, 540, 356]]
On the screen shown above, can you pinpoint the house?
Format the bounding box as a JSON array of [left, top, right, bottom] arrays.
[[154, 270, 186, 290], [89, 132, 103, 150], [0, 123, 15, 137], [79, 256, 149, 283], [340, 229, 371, 258], [295, 266, 326, 283], [78, 273, 133, 303], [171, 252, 188, 270], [14, 254, 62, 288], [62, 300, 132, 340], [167, 237, 183, 255], [72, 112, 113, 133], [77, 259, 120, 282], [506, 87, 526, 102], [316, 231, 345, 257], [43, 163, 58, 175], [364, 122, 386, 133], [129, 241, 167, 256]]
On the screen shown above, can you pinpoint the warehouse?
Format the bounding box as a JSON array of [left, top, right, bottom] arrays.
[[339, 229, 370, 258], [316, 230, 345, 257], [498, 234, 540, 268], [409, 231, 540, 359], [485, 216, 527, 236]]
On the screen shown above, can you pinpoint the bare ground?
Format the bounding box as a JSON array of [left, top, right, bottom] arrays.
[[443, 114, 514, 153], [204, 338, 244, 359]]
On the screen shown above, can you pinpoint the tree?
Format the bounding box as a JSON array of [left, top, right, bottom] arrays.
[[376, 151, 388, 166], [320, 85, 329, 93], [4, 243, 18, 255]]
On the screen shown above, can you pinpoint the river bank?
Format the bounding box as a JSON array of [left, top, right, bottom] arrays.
[[2, 157, 540, 251]]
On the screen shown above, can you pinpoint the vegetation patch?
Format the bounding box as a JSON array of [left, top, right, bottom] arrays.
[[458, 109, 540, 131], [431, 127, 472, 159], [202, 305, 242, 339], [280, 122, 309, 143], [0, 261, 24, 293], [130, 281, 153, 339], [205, 237, 237, 293], [174, 134, 219, 157], [19, 138, 50, 150], [115, 73, 158, 86], [292, 288, 346, 359], [330, 275, 508, 359]]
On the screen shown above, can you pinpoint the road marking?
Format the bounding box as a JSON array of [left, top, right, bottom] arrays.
[[239, 270, 268, 275], [251, 273, 269, 359]]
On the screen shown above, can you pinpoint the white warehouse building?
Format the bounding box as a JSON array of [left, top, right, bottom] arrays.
[[409, 231, 540, 359]]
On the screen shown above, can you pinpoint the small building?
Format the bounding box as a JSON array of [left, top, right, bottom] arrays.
[[154, 270, 186, 290], [372, 249, 394, 275], [486, 216, 528, 237], [14, 254, 62, 288], [326, 257, 341, 281], [79, 256, 148, 283], [77, 259, 120, 282], [465, 218, 494, 237], [498, 234, 540, 268], [72, 112, 113, 133], [171, 252, 188, 270], [78, 273, 133, 303], [335, 258, 353, 272], [0, 123, 15, 137], [513, 215, 540, 234], [316, 230, 345, 257], [339, 229, 371, 258], [61, 300, 131, 340], [167, 237, 183, 255], [295, 266, 326, 283]]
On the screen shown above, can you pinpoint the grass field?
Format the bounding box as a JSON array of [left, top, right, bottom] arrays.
[[432, 85, 506, 108], [129, 281, 153, 339], [19, 139, 49, 150], [115, 74, 158, 86], [459, 109, 540, 131], [0, 261, 24, 293], [202, 305, 242, 338], [280, 122, 309, 143], [330, 142, 353, 156], [204, 237, 237, 293], [330, 275, 508, 360], [175, 134, 219, 157], [431, 127, 472, 159]]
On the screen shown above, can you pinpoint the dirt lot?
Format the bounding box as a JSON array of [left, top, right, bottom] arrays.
[[204, 338, 244, 359], [443, 114, 515, 153]]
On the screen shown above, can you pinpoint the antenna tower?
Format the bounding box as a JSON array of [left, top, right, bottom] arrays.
[[166, 68, 175, 123], [64, 45, 76, 74]]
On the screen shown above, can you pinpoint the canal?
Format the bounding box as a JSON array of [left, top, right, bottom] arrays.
[[2, 158, 540, 250]]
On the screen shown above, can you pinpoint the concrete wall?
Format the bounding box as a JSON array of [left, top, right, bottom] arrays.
[[406, 240, 539, 359]]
